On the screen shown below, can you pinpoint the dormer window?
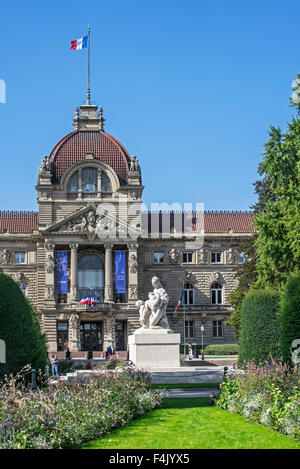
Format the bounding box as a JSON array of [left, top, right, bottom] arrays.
[[67, 167, 112, 199]]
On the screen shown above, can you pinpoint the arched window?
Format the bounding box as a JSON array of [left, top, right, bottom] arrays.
[[68, 172, 78, 193], [211, 282, 222, 305], [78, 254, 104, 301], [67, 168, 112, 198], [82, 168, 98, 192], [101, 172, 112, 192], [183, 282, 194, 305]]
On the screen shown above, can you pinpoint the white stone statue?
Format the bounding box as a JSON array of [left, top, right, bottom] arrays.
[[135, 276, 172, 333]]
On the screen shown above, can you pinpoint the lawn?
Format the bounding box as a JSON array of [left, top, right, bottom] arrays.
[[150, 383, 220, 389], [82, 398, 300, 449]]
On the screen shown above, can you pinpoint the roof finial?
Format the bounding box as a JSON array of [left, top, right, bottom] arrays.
[[99, 106, 105, 130]]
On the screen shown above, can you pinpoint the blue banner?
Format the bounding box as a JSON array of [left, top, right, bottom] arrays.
[[57, 250, 68, 294], [115, 250, 126, 294]]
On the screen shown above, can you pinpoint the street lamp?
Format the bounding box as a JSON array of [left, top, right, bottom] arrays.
[[200, 325, 205, 360]]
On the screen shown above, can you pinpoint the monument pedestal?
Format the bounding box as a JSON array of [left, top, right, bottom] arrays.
[[128, 332, 181, 369]]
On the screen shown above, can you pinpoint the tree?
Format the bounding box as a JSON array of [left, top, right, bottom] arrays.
[[238, 290, 281, 366], [0, 272, 47, 378], [279, 273, 300, 365], [253, 84, 300, 287]]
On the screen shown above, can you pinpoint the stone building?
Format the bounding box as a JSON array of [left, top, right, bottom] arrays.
[[0, 100, 254, 356]]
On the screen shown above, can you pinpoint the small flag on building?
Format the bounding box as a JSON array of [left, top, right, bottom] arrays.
[[175, 287, 184, 312], [70, 36, 88, 50]]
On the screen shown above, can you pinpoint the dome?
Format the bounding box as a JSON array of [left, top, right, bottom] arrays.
[[49, 129, 131, 185], [48, 104, 132, 185]]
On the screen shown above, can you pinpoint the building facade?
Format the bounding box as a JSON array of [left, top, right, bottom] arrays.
[[0, 101, 254, 355]]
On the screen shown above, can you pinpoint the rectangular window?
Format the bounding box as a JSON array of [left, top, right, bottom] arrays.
[[154, 252, 164, 264], [213, 320, 223, 337], [185, 320, 194, 338], [183, 252, 193, 263], [211, 252, 221, 263], [15, 252, 25, 264]]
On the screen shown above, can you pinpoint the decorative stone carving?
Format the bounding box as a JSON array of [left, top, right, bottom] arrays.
[[40, 189, 51, 200], [198, 248, 209, 264], [59, 209, 103, 240], [69, 313, 79, 340], [0, 249, 11, 265], [135, 276, 172, 332], [46, 254, 55, 273], [128, 286, 138, 299], [168, 248, 179, 264], [185, 271, 197, 284], [129, 190, 140, 200], [10, 272, 28, 285], [70, 286, 78, 301], [211, 272, 222, 283], [226, 248, 237, 264], [129, 156, 140, 173], [129, 253, 138, 273], [40, 155, 50, 173], [44, 242, 55, 251], [45, 286, 54, 300]]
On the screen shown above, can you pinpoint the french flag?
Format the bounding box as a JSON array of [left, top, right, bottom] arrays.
[[175, 287, 184, 312], [71, 36, 88, 50]]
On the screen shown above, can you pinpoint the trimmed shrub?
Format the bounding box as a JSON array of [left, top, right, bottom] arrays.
[[204, 344, 239, 355], [0, 273, 47, 378], [279, 273, 300, 365], [238, 290, 281, 366]]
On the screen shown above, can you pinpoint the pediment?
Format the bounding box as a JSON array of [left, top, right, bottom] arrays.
[[42, 205, 139, 240]]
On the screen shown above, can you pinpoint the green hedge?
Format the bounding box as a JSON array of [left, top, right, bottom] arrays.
[[204, 344, 239, 355], [180, 344, 238, 355], [238, 289, 281, 366], [0, 273, 47, 377], [279, 273, 300, 365]]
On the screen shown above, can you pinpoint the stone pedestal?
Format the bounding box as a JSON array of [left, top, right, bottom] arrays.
[[128, 332, 180, 369]]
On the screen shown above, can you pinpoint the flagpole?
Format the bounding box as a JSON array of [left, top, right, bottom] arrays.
[[87, 25, 91, 104], [183, 281, 186, 360]]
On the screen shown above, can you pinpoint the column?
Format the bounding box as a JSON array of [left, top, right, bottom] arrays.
[[44, 241, 55, 302], [70, 244, 78, 301], [127, 242, 139, 304], [104, 244, 113, 302]]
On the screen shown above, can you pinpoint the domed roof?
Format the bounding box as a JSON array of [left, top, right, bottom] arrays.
[[49, 129, 131, 185], [48, 95, 134, 186]]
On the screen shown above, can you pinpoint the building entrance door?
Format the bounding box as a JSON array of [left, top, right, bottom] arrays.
[[80, 322, 103, 351], [57, 322, 69, 351], [115, 321, 127, 351]]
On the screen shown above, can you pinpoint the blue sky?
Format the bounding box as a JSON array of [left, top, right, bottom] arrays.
[[0, 0, 299, 212]]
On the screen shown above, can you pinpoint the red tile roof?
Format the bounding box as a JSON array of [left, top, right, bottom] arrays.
[[0, 210, 254, 234], [142, 211, 255, 234], [0, 211, 39, 233], [49, 130, 131, 184]]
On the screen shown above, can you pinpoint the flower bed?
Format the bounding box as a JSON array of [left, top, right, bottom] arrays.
[[0, 368, 162, 449], [215, 360, 300, 439]]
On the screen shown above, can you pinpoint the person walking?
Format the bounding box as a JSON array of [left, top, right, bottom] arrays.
[[50, 354, 59, 377]]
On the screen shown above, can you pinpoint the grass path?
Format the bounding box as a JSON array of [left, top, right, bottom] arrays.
[[82, 398, 300, 450]]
